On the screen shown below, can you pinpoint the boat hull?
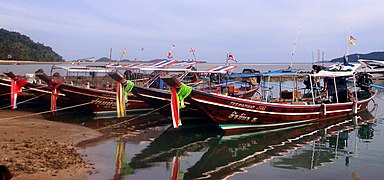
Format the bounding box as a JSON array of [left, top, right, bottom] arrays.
[[0, 78, 62, 105], [190, 90, 375, 133], [50, 83, 152, 113], [131, 85, 204, 118]]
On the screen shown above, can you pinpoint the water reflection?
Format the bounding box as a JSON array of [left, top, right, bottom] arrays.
[[113, 139, 132, 179], [129, 125, 223, 170], [118, 110, 376, 179]]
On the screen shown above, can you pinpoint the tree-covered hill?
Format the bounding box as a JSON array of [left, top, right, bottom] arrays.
[[0, 28, 63, 61], [330, 51, 384, 62]]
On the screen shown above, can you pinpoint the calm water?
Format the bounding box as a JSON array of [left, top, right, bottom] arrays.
[[1, 63, 384, 179], [82, 101, 384, 180]]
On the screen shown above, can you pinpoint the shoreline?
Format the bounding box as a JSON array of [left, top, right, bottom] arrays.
[[0, 110, 102, 179]]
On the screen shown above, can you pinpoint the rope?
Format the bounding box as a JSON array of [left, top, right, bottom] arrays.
[[95, 104, 169, 131], [0, 94, 45, 110], [0, 88, 33, 97], [0, 92, 11, 96], [0, 101, 93, 121]]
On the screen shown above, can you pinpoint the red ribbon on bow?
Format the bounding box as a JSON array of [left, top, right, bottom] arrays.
[[48, 80, 62, 115]]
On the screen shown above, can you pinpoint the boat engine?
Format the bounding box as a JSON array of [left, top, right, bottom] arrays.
[[356, 72, 372, 91]]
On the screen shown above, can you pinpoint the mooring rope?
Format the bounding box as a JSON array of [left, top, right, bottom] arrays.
[[96, 104, 169, 131], [0, 88, 33, 96], [0, 92, 11, 96], [0, 101, 93, 121], [0, 94, 46, 110]]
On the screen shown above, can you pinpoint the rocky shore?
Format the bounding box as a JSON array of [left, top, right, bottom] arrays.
[[0, 110, 101, 179]]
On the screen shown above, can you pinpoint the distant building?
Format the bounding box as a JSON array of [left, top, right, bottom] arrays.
[[7, 54, 13, 60]]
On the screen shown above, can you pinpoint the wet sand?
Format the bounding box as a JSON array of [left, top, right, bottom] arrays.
[[0, 110, 102, 179]]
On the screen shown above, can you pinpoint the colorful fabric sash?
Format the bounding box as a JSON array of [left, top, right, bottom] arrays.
[[10, 77, 26, 110], [171, 83, 192, 128]]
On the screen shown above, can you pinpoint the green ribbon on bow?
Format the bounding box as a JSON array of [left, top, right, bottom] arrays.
[[124, 80, 134, 103], [177, 83, 192, 109]]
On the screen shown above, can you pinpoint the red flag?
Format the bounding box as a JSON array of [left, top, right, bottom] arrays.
[[167, 51, 173, 59]]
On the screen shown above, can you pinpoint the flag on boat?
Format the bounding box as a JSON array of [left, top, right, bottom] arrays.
[[141, 47, 145, 51], [349, 36, 356, 46], [122, 48, 127, 55], [190, 48, 196, 53], [167, 51, 173, 59], [228, 52, 237, 63], [172, 42, 176, 47]]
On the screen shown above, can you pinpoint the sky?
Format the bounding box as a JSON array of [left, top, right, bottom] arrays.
[[1, 0, 384, 63]]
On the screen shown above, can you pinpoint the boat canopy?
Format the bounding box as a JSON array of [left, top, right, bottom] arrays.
[[227, 73, 261, 78], [310, 69, 355, 77], [262, 69, 306, 77], [52, 65, 113, 73], [358, 59, 384, 69], [192, 65, 237, 74]]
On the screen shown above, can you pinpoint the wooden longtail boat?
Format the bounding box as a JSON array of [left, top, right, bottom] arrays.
[[34, 72, 152, 113], [107, 68, 205, 118], [1, 72, 67, 107], [165, 64, 376, 133], [128, 66, 260, 119]]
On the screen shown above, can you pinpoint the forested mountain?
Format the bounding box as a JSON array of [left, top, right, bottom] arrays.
[[0, 28, 63, 61], [330, 51, 384, 62]]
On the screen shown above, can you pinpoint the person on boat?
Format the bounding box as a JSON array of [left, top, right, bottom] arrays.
[[323, 76, 348, 103], [124, 70, 133, 80]]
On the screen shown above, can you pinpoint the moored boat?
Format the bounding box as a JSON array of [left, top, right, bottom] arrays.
[[34, 71, 152, 114], [165, 64, 376, 133], [1, 72, 65, 109]]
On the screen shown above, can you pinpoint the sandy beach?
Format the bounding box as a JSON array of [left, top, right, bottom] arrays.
[[0, 110, 102, 179]]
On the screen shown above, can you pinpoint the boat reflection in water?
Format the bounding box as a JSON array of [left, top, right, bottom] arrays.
[[121, 110, 376, 179], [185, 111, 373, 179], [128, 124, 223, 170], [113, 138, 132, 179]]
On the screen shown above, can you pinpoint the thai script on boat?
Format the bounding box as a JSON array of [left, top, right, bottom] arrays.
[[90, 99, 116, 107], [230, 102, 266, 111], [228, 111, 257, 123]]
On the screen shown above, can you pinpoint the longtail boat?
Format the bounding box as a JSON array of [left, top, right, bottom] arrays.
[[28, 60, 182, 114], [34, 71, 152, 114], [1, 72, 67, 109], [164, 63, 376, 133], [126, 65, 261, 122]]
